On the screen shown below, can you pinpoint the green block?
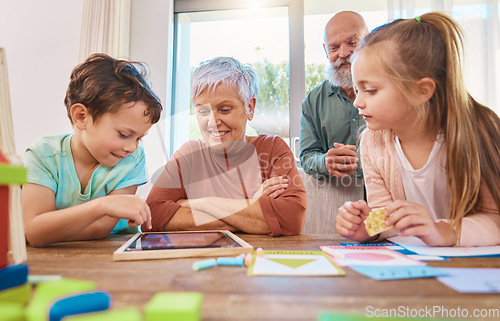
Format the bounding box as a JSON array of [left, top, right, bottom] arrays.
[[25, 278, 96, 321], [318, 312, 367, 321], [0, 283, 32, 305], [145, 292, 203, 321], [63, 307, 142, 321], [318, 311, 456, 321], [0, 302, 25, 321], [0, 164, 27, 185]]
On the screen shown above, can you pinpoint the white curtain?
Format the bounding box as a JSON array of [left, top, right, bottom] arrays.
[[0, 48, 27, 264], [79, 0, 131, 61]]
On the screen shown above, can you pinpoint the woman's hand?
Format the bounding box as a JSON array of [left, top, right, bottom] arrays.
[[386, 200, 456, 246], [252, 176, 289, 199], [99, 195, 152, 229], [336, 200, 371, 241], [177, 199, 190, 208]]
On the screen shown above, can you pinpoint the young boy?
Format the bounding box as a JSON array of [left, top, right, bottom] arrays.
[[22, 53, 163, 247]]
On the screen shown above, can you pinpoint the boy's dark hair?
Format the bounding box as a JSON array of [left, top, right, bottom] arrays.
[[64, 53, 163, 124]]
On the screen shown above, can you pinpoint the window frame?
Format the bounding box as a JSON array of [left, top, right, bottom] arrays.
[[171, 0, 305, 157]]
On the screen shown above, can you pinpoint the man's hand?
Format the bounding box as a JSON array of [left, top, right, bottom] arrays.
[[325, 143, 359, 178]]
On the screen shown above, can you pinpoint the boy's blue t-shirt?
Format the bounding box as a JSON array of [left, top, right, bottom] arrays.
[[24, 134, 147, 234]]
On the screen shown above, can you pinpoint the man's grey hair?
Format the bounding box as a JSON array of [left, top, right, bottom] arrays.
[[191, 56, 259, 110]]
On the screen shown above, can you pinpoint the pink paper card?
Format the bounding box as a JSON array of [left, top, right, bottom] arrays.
[[320, 246, 424, 267]]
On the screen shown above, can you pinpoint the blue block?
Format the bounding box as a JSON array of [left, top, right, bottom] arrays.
[[48, 291, 111, 321], [0, 264, 29, 291]]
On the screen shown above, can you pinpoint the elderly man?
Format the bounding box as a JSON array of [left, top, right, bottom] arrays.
[[300, 11, 368, 180]]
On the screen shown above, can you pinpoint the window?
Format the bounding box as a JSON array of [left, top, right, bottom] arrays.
[[169, 0, 499, 158], [172, 4, 292, 154]]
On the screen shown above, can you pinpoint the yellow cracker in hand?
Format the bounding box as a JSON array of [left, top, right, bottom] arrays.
[[364, 208, 393, 237]]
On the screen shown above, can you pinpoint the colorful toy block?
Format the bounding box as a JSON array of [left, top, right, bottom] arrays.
[[318, 311, 458, 321], [48, 291, 111, 321], [0, 264, 29, 291], [0, 282, 31, 305], [0, 150, 27, 268], [63, 307, 142, 321], [25, 278, 97, 321], [0, 183, 8, 268], [0, 263, 30, 305], [0, 302, 25, 321], [318, 312, 367, 321], [145, 292, 203, 321], [0, 160, 28, 185]]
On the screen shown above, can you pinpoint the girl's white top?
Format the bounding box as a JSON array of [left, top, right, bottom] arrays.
[[394, 133, 448, 221]]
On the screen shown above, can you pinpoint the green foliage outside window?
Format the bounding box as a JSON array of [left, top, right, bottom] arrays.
[[189, 60, 328, 139]]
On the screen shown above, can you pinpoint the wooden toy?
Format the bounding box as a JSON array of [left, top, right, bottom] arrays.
[[63, 307, 142, 321], [1, 48, 28, 264], [0, 302, 25, 321], [318, 312, 367, 321], [145, 292, 203, 321], [25, 278, 97, 321], [318, 311, 457, 320], [0, 261, 30, 306], [0, 263, 28, 291], [48, 291, 110, 321], [0, 151, 27, 268], [0, 283, 31, 305]]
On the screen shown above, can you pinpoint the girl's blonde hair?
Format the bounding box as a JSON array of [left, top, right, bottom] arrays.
[[354, 12, 500, 235]]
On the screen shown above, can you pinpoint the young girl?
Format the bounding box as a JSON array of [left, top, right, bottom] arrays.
[[23, 54, 163, 247], [336, 12, 500, 247]]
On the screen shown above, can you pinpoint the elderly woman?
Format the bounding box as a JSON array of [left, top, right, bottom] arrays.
[[145, 57, 306, 236]]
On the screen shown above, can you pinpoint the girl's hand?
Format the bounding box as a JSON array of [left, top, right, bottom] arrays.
[[336, 200, 371, 241], [100, 195, 152, 229], [252, 176, 289, 199], [386, 200, 456, 246]]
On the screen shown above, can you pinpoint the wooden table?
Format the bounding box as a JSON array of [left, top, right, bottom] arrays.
[[26, 234, 500, 320]]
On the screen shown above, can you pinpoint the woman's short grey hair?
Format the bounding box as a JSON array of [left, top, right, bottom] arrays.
[[191, 56, 259, 112]]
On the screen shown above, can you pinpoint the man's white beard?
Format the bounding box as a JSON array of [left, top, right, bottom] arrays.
[[326, 62, 353, 89]]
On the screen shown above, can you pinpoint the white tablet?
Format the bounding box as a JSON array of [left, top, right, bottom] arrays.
[[113, 230, 253, 261]]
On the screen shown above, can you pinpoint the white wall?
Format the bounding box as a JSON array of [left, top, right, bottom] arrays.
[[0, 0, 83, 157], [129, 0, 174, 197], [0, 0, 174, 196]]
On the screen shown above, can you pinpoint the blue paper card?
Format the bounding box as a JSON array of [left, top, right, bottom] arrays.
[[339, 242, 417, 256], [339, 243, 396, 247], [350, 265, 448, 280]]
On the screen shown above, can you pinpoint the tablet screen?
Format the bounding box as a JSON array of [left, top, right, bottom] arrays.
[[125, 232, 241, 251]]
